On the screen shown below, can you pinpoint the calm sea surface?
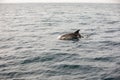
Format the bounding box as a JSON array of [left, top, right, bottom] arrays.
[[0, 3, 120, 80]]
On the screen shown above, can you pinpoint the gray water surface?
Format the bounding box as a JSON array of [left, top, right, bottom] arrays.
[[0, 3, 120, 80]]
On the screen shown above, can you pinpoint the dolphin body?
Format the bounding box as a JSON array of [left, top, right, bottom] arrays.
[[58, 29, 83, 40]]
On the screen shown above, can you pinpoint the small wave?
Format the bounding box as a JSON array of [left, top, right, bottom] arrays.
[[21, 53, 79, 64], [42, 22, 58, 26], [93, 57, 113, 62], [21, 56, 54, 64], [54, 64, 82, 70], [0, 45, 11, 49], [105, 29, 120, 33], [103, 77, 120, 80], [44, 70, 70, 76], [50, 49, 61, 51], [0, 37, 14, 42], [116, 62, 120, 65], [99, 41, 120, 47], [79, 16, 91, 19], [0, 72, 21, 78], [101, 66, 120, 80], [52, 64, 103, 74], [0, 64, 7, 68], [96, 13, 105, 16], [16, 23, 36, 27], [79, 22, 88, 25], [107, 21, 119, 24], [14, 47, 23, 50], [14, 46, 32, 50], [49, 32, 63, 35], [0, 71, 36, 79], [56, 64, 81, 70], [103, 75, 120, 80], [86, 32, 97, 37]]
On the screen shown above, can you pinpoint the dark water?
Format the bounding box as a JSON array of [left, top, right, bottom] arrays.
[[0, 3, 120, 80]]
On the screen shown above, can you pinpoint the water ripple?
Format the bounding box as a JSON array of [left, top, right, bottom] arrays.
[[0, 3, 120, 80], [50, 64, 103, 77], [21, 53, 79, 64]]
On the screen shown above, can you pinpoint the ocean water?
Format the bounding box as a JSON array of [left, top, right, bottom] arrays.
[[0, 3, 120, 80]]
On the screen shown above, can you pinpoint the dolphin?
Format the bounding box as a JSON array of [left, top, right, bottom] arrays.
[[58, 29, 83, 40]]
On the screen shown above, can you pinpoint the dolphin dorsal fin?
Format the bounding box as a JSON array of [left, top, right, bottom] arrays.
[[74, 29, 80, 34]]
